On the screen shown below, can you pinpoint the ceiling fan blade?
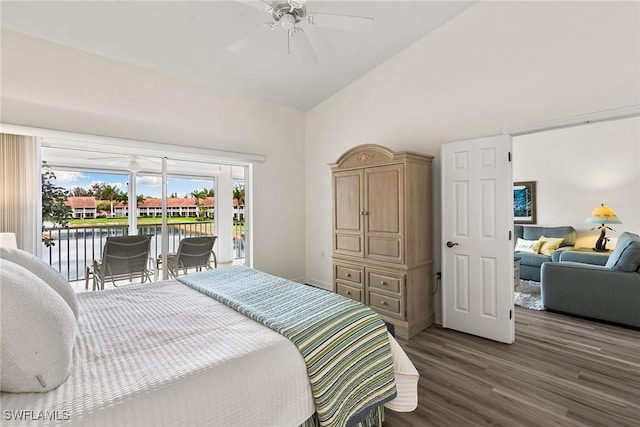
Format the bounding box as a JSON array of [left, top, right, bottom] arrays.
[[306, 12, 374, 32], [86, 155, 151, 167], [226, 24, 272, 52], [288, 28, 318, 64], [234, 0, 276, 12], [88, 156, 125, 161]]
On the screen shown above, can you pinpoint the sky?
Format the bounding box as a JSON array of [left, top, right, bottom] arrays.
[[51, 170, 215, 198]]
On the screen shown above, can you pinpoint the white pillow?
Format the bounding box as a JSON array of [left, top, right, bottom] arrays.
[[0, 259, 77, 393], [514, 238, 542, 254], [0, 247, 79, 320]]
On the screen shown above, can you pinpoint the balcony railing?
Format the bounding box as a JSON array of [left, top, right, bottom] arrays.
[[43, 221, 245, 282]]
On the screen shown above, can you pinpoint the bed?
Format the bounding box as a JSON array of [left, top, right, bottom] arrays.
[[1, 257, 419, 427]]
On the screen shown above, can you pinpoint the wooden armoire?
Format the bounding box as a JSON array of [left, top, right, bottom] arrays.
[[330, 144, 434, 339]]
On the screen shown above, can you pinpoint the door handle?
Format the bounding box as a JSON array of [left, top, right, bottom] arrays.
[[446, 241, 459, 248]]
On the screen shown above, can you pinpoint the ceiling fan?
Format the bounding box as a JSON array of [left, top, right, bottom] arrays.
[[227, 0, 375, 63], [88, 155, 154, 173]]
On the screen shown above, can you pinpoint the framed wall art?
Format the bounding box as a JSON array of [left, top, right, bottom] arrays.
[[513, 181, 537, 224]]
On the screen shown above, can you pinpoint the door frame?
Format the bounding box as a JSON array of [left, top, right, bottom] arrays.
[[436, 105, 640, 330]]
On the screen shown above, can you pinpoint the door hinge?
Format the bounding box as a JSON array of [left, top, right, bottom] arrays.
[[508, 152, 511, 162], [509, 230, 512, 241], [509, 309, 513, 320]]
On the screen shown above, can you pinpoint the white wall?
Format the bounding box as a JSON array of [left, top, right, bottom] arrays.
[[513, 117, 640, 249], [0, 30, 307, 281], [304, 2, 640, 323]]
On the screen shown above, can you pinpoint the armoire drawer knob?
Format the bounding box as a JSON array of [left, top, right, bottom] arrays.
[[345, 273, 351, 277], [381, 300, 388, 306]]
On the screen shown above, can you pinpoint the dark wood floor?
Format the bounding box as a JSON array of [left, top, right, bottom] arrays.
[[384, 307, 640, 427]]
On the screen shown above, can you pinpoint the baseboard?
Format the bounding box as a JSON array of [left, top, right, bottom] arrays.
[[304, 277, 332, 291]]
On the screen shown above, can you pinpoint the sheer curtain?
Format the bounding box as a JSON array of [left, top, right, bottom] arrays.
[[0, 133, 40, 254]]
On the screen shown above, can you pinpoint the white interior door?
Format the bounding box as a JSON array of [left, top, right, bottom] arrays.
[[441, 135, 514, 343]]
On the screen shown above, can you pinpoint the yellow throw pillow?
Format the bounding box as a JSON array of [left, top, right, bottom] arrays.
[[514, 238, 542, 254], [538, 236, 565, 256]]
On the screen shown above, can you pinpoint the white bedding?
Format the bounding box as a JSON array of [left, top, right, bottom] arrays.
[[1, 279, 417, 426]]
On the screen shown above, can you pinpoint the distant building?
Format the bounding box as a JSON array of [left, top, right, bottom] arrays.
[[112, 197, 244, 220], [114, 197, 212, 218], [65, 197, 97, 219], [66, 196, 243, 220]]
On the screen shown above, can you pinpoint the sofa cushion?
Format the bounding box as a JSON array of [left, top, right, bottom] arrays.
[[538, 236, 565, 256], [522, 226, 576, 247], [514, 225, 524, 242], [514, 238, 542, 254], [559, 250, 609, 266], [605, 232, 640, 272], [515, 252, 550, 268]]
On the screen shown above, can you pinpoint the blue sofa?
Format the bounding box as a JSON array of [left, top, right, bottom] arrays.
[[514, 225, 576, 281], [541, 232, 640, 328]]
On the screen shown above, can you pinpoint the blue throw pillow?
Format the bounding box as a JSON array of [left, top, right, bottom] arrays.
[[605, 232, 640, 272]]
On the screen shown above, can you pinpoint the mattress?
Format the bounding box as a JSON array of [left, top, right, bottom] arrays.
[[1, 279, 418, 426]]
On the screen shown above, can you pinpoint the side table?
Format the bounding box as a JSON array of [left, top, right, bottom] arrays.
[[570, 247, 612, 254]]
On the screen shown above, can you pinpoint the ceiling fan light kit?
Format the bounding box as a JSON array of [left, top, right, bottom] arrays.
[[227, 0, 374, 64]]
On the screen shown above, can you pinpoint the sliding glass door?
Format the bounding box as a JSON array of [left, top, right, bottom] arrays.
[[40, 144, 250, 287]]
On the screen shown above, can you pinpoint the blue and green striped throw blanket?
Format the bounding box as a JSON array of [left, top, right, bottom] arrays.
[[177, 265, 397, 427]]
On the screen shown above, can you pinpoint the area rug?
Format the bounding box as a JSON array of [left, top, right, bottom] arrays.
[[514, 279, 545, 310]]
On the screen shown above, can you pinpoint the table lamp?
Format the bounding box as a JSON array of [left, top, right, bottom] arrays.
[[585, 204, 621, 251]]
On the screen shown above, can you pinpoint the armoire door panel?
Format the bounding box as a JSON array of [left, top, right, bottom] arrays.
[[334, 171, 363, 232], [364, 164, 403, 262], [335, 234, 362, 255], [367, 236, 402, 262], [365, 165, 403, 234], [333, 169, 364, 257]]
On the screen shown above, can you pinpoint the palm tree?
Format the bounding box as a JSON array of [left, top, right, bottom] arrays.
[[233, 184, 245, 222], [190, 189, 208, 218], [101, 184, 121, 217], [118, 192, 146, 217], [70, 186, 90, 197], [233, 184, 245, 207]]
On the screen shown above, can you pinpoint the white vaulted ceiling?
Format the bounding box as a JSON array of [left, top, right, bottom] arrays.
[[0, 0, 474, 111]]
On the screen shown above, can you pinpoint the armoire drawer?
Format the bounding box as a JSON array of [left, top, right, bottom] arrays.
[[368, 291, 403, 319], [367, 271, 403, 294], [335, 264, 363, 286], [336, 283, 363, 303]]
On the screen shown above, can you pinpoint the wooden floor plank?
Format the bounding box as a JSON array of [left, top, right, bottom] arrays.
[[384, 307, 640, 427]]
